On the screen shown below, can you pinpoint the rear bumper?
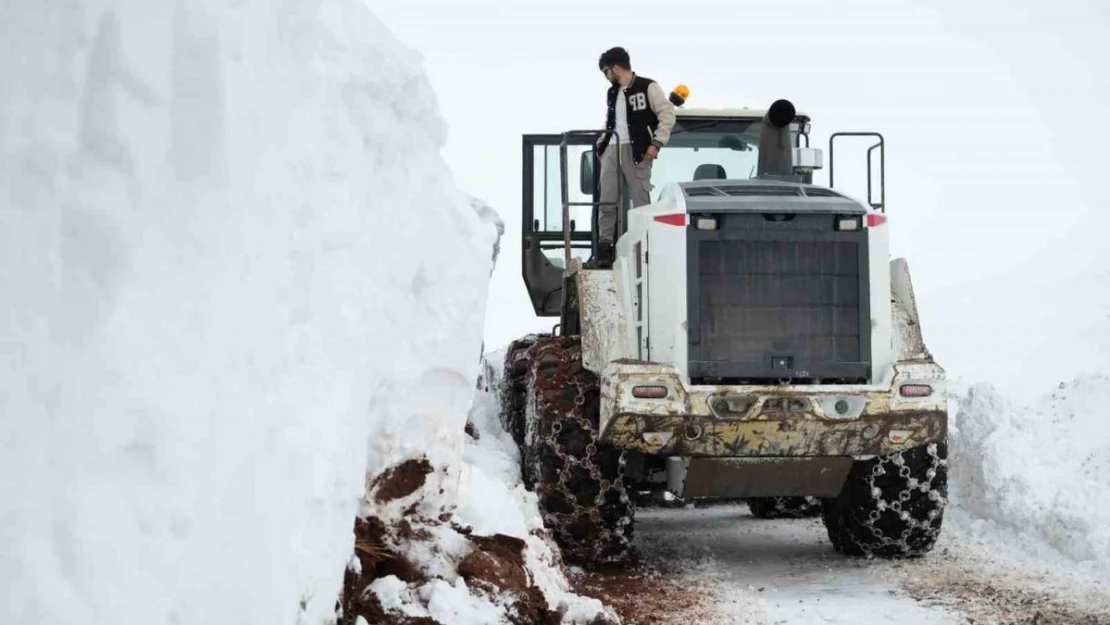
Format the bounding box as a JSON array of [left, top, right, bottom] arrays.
[[598, 360, 947, 458]]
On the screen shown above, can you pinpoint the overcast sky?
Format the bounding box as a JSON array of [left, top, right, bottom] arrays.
[[373, 0, 1109, 401]]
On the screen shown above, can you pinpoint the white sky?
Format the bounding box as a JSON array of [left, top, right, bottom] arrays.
[[373, 0, 1110, 401]]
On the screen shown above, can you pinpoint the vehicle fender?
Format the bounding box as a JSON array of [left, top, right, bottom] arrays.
[[890, 257, 931, 361], [578, 269, 631, 374]]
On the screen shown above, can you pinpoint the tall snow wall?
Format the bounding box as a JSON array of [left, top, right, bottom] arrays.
[[0, 1, 501, 623]]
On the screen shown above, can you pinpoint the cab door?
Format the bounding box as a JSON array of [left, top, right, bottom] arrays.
[[520, 133, 599, 317]]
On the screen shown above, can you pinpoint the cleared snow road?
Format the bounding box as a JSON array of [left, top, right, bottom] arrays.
[[573, 502, 1110, 625], [630, 503, 958, 624]]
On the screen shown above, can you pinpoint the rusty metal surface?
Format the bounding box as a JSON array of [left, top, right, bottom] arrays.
[[577, 270, 630, 375], [596, 356, 949, 458], [668, 457, 854, 499], [601, 409, 947, 457], [891, 258, 931, 361]]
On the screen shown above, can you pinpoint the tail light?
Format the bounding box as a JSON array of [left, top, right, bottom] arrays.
[[653, 213, 686, 226], [899, 384, 933, 398], [631, 385, 669, 399]]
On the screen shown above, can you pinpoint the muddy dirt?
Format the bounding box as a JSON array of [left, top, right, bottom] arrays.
[[339, 514, 437, 625], [898, 555, 1110, 625], [459, 544, 528, 593], [570, 558, 721, 625], [370, 457, 434, 503], [338, 509, 572, 625]]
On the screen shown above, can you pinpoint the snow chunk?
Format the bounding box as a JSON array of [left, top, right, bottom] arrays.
[[422, 578, 506, 625], [951, 374, 1110, 576], [370, 576, 431, 618]]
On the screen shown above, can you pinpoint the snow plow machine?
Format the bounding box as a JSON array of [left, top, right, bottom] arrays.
[[499, 95, 948, 566]]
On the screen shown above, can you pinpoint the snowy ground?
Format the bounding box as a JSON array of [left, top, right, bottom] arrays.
[[576, 503, 1107, 625]]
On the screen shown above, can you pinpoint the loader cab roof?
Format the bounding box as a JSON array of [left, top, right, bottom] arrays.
[[675, 107, 812, 121], [641, 110, 815, 202], [669, 178, 868, 214]]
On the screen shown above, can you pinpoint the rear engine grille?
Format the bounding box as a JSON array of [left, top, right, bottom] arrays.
[[689, 237, 869, 383]]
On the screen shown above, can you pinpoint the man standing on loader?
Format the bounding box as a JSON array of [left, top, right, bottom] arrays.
[[588, 46, 676, 269]]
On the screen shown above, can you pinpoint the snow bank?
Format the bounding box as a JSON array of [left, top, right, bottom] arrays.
[[339, 349, 616, 623], [950, 374, 1110, 576], [462, 350, 616, 623], [0, 1, 504, 623]]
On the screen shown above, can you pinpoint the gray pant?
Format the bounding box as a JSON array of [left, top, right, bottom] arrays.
[[598, 142, 653, 244]]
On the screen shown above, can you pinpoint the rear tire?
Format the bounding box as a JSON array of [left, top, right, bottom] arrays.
[[747, 496, 822, 519], [498, 334, 546, 450], [821, 440, 948, 558], [521, 335, 634, 566]]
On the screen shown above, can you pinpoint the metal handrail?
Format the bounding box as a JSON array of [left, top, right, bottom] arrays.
[[558, 129, 623, 269], [828, 132, 885, 212]]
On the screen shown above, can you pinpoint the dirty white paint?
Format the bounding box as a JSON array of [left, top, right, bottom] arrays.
[[891, 257, 932, 361], [578, 269, 630, 374]]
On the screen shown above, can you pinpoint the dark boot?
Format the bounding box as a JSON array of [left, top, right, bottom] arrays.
[[585, 240, 615, 269]]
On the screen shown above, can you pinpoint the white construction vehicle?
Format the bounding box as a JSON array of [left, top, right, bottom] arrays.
[[499, 95, 948, 566]]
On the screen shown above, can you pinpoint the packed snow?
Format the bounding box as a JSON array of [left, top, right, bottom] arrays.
[[949, 374, 1110, 577], [0, 1, 601, 624]]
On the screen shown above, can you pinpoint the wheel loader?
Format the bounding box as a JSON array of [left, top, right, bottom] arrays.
[[498, 94, 948, 566]]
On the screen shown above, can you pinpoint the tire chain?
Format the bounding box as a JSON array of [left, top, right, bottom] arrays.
[[498, 333, 546, 453], [823, 440, 949, 557], [520, 336, 633, 566]]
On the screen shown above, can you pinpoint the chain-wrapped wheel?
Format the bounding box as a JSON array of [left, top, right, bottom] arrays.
[[498, 333, 547, 451], [821, 440, 948, 558], [521, 335, 633, 566], [747, 496, 822, 519]]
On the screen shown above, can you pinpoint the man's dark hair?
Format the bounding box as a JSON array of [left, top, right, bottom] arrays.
[[598, 47, 631, 71]]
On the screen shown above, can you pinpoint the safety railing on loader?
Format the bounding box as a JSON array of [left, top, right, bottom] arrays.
[[557, 129, 624, 270], [828, 132, 885, 212]]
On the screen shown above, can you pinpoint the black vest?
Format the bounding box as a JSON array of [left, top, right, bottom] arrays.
[[598, 74, 660, 164]]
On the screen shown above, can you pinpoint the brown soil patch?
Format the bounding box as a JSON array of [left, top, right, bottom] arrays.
[[461, 532, 564, 624], [352, 516, 422, 583], [571, 558, 716, 625], [339, 515, 436, 625], [503, 584, 564, 625], [469, 533, 527, 570], [370, 457, 433, 503], [459, 542, 528, 593], [396, 518, 433, 543], [902, 567, 1110, 625], [338, 511, 570, 625]]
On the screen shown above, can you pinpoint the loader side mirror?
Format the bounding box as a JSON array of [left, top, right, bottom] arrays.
[[579, 151, 595, 195]]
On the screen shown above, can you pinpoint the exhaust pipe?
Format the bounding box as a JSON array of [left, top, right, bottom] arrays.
[[756, 99, 796, 179]]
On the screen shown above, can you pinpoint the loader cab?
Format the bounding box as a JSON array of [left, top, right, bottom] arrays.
[[520, 108, 815, 318], [582, 109, 817, 202]]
